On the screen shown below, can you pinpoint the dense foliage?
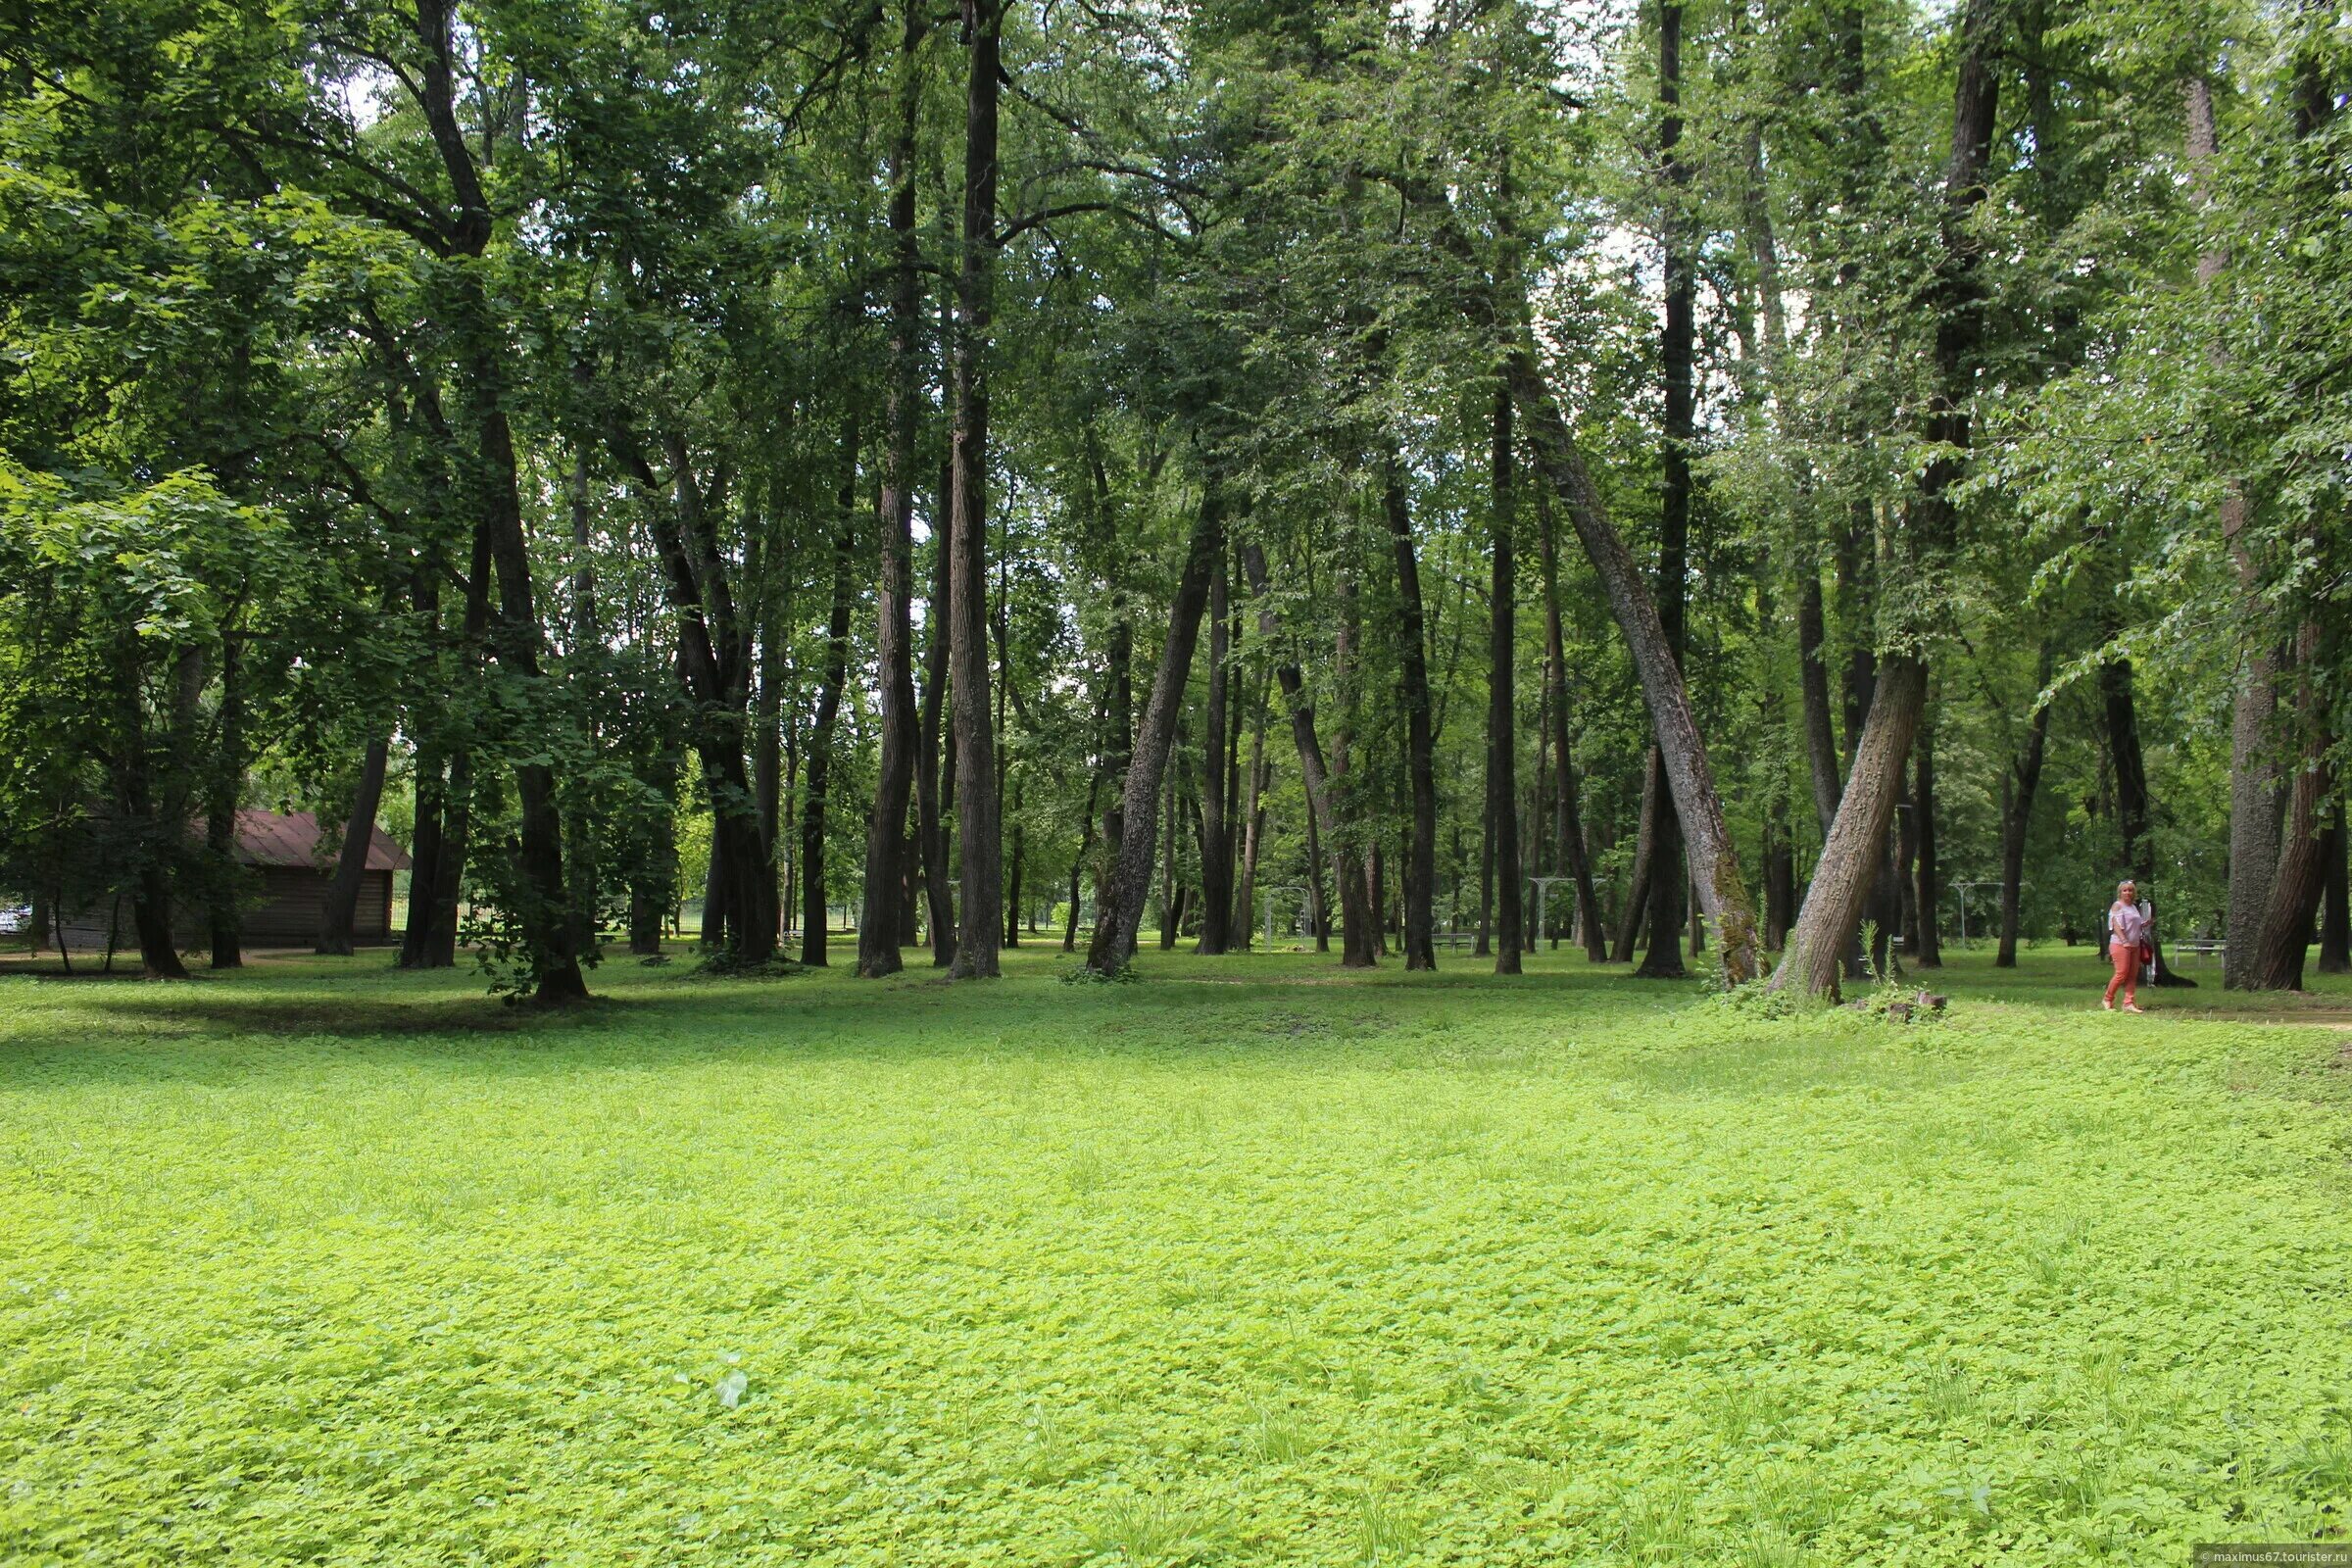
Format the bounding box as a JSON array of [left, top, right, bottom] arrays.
[[0, 0, 2346, 995]]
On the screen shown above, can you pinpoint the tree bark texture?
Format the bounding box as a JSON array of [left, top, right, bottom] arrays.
[[1383, 456, 1438, 969], [856, 0, 928, 978], [946, 0, 1004, 978]]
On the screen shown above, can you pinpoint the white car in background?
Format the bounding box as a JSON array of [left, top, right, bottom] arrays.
[[0, 905, 30, 935]]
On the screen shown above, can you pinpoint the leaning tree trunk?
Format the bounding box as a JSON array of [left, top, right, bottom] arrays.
[[1243, 540, 1370, 963], [1489, 384, 1524, 974], [1778, 658, 1930, 994], [1771, 0, 1999, 996], [318, 736, 391, 956], [1086, 489, 1222, 973], [1382, 456, 1438, 970], [1507, 353, 1758, 983], [945, 0, 1004, 979]]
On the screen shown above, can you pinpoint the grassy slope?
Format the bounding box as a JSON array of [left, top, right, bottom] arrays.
[[1, 942, 2348, 1566]]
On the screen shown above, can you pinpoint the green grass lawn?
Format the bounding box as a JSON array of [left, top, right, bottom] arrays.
[[2, 941, 2349, 1565]]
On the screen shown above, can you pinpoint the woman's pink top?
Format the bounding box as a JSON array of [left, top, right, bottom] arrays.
[[2109, 901, 2149, 949]]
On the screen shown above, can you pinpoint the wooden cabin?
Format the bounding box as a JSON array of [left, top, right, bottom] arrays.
[[52, 810, 411, 953]]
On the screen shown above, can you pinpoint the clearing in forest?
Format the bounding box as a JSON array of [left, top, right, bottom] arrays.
[[2, 948, 2348, 1565]]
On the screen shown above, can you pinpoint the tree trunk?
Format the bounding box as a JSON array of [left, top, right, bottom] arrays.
[[1475, 795, 1494, 956], [564, 453, 603, 942], [1383, 457, 1438, 969], [1242, 540, 1369, 963], [1611, 764, 1657, 964], [946, 0, 1004, 979], [1635, 0, 1692, 982], [801, 465, 858, 966], [1770, 0, 2000, 996], [2180, 74, 2283, 990], [856, 0, 927, 979], [1536, 488, 1607, 958], [411, 1, 587, 1003], [1507, 351, 1757, 981], [425, 748, 472, 968], [1065, 755, 1102, 953], [1796, 569, 1843, 833], [1234, 672, 1267, 952], [1306, 807, 1329, 952], [1911, 719, 1942, 966], [1004, 753, 1024, 948], [1778, 657, 1929, 994], [1085, 488, 1222, 972], [2101, 650, 2191, 984], [2250, 621, 2329, 990], [317, 736, 391, 956], [918, 469, 956, 966], [629, 791, 673, 956], [1635, 747, 1686, 978], [207, 633, 245, 969], [1489, 384, 1524, 975], [131, 859, 185, 980], [1763, 795, 1796, 951], [404, 515, 491, 970], [2319, 806, 2349, 974], [1196, 542, 1235, 954], [1329, 571, 1378, 971], [1995, 645, 2054, 967]]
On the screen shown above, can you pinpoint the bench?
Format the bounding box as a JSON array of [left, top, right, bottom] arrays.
[[2172, 939, 2225, 963]]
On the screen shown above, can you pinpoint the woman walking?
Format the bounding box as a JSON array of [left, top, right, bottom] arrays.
[[2105, 880, 2148, 1012]]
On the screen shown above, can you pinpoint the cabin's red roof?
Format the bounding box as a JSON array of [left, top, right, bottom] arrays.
[[225, 810, 411, 872]]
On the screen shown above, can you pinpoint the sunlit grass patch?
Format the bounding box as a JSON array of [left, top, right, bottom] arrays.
[[1, 944, 2348, 1563]]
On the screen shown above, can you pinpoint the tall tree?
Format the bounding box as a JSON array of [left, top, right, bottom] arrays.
[[857, 0, 929, 979], [946, 0, 1004, 979]]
